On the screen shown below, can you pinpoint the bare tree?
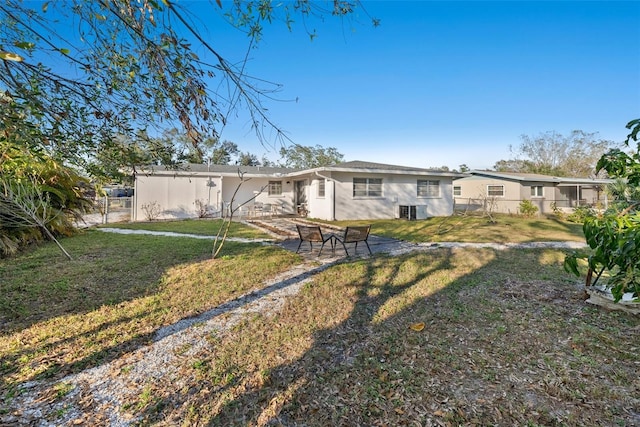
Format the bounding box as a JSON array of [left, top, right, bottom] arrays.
[[211, 170, 268, 259]]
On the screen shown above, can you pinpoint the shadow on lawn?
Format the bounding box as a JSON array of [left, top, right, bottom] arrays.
[[134, 247, 638, 426], [202, 249, 466, 425]]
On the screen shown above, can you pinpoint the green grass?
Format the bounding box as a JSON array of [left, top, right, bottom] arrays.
[[324, 213, 585, 243], [0, 228, 299, 389], [1, 217, 637, 426], [99, 218, 272, 239]]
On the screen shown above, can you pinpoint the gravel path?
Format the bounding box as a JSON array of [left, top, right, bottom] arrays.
[[2, 227, 588, 426]]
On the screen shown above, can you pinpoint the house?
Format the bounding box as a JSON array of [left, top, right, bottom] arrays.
[[132, 161, 464, 221], [453, 170, 612, 215]]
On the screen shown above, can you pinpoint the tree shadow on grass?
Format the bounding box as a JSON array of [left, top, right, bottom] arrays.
[[134, 247, 638, 426], [203, 250, 457, 425]]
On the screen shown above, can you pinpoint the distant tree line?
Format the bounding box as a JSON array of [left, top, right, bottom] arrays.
[[493, 130, 616, 178]]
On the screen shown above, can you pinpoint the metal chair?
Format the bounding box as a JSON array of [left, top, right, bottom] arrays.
[[295, 224, 334, 256], [334, 225, 372, 256]]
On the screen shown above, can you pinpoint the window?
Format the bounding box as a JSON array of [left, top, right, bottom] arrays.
[[453, 186, 461, 196], [417, 180, 440, 197], [487, 185, 504, 197], [268, 180, 282, 196], [317, 179, 325, 197], [353, 178, 382, 197], [531, 185, 543, 197]]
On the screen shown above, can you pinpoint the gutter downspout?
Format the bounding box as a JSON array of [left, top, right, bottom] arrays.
[[132, 170, 138, 222], [315, 171, 336, 221]]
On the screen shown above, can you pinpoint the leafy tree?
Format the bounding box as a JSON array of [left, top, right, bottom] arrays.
[[495, 130, 615, 177], [493, 159, 535, 173], [564, 119, 640, 302], [237, 151, 260, 166], [0, 1, 375, 178], [278, 144, 344, 168], [606, 178, 640, 211], [209, 140, 240, 165], [260, 155, 275, 167]]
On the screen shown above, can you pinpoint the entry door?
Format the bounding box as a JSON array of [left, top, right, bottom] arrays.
[[295, 180, 308, 215]]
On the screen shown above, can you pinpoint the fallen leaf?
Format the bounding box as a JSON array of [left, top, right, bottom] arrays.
[[409, 322, 425, 332]]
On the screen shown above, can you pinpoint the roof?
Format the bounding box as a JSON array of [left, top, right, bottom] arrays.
[[138, 160, 465, 178], [136, 163, 295, 177], [293, 160, 465, 177], [467, 170, 612, 185]]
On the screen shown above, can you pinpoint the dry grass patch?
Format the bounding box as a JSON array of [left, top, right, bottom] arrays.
[[128, 248, 639, 426], [327, 213, 584, 243]]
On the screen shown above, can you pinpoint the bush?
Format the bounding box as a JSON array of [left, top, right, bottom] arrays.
[[519, 200, 539, 217], [141, 201, 162, 221], [566, 205, 597, 223], [550, 202, 566, 221]]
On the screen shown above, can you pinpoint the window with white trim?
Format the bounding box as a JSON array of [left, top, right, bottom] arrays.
[[487, 185, 504, 197], [317, 179, 325, 197], [353, 177, 382, 197], [531, 185, 543, 197], [417, 180, 440, 197], [268, 180, 282, 196], [453, 186, 461, 196]]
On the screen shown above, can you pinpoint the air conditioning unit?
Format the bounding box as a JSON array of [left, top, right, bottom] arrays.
[[399, 205, 416, 220], [416, 205, 428, 219]]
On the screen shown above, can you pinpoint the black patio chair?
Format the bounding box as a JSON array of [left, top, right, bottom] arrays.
[[295, 224, 335, 256], [334, 225, 372, 256]]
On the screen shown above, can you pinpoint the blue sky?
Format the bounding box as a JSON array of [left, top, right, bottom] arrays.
[[194, 0, 640, 170]]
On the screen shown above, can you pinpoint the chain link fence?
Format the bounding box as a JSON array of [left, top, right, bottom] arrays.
[[78, 196, 133, 227]]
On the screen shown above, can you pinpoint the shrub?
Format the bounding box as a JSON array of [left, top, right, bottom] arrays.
[[194, 199, 216, 218], [518, 200, 539, 217], [141, 201, 162, 221], [550, 202, 566, 221], [566, 205, 597, 223]]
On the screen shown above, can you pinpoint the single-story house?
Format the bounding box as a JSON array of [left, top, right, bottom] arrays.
[[132, 161, 464, 221], [453, 170, 613, 215]]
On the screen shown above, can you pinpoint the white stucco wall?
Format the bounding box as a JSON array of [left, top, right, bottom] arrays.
[[219, 176, 293, 217], [135, 169, 457, 222], [134, 173, 221, 220], [306, 177, 334, 220], [327, 172, 454, 220], [134, 172, 295, 221]]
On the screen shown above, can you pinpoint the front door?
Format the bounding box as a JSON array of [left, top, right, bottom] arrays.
[[294, 180, 308, 216]]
